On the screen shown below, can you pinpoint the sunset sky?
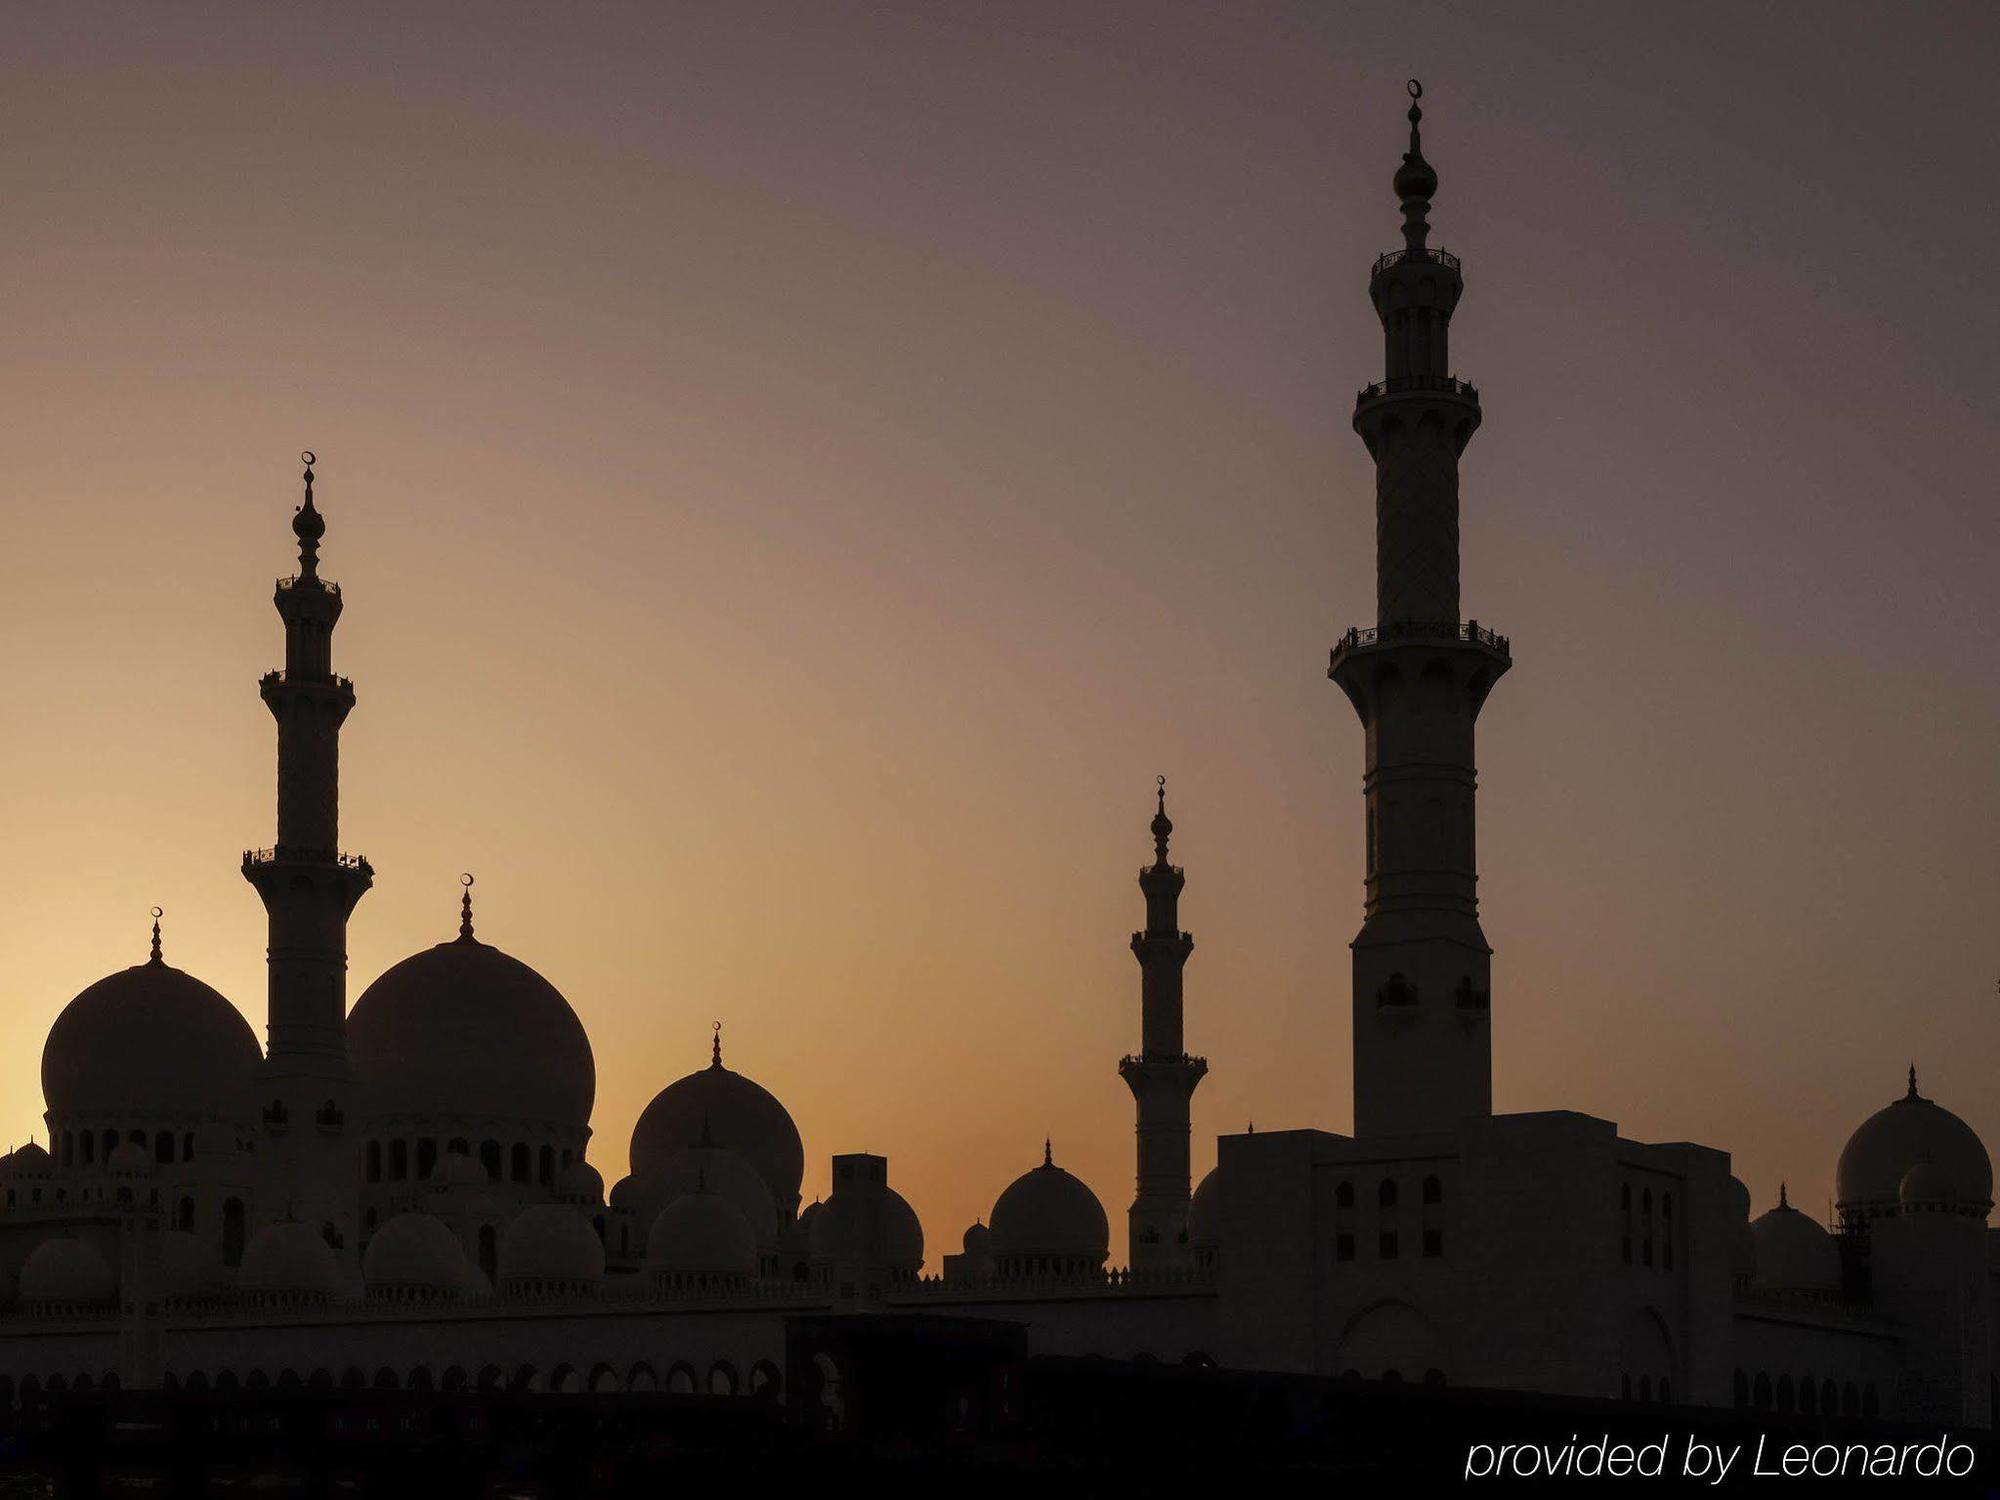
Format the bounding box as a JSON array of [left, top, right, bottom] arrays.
[[1, 2, 1996, 1263]]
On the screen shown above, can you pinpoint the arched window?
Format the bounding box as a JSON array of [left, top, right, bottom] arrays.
[[59, 1131, 72, 1166], [478, 1224, 498, 1281], [707, 1363, 738, 1397], [1800, 1376, 1817, 1416], [1422, 1175, 1441, 1205], [181, 1132, 194, 1161], [1335, 1181, 1354, 1209], [81, 1133, 94, 1166], [1753, 1372, 1772, 1411], [154, 1130, 173, 1165], [416, 1138, 437, 1180], [480, 1140, 502, 1181], [511, 1143, 531, 1182], [538, 1145, 554, 1185], [366, 1141, 382, 1183], [222, 1198, 245, 1268], [176, 1197, 195, 1233], [1777, 1374, 1794, 1413], [100, 1129, 116, 1162], [1377, 1179, 1397, 1209], [389, 1139, 408, 1181]]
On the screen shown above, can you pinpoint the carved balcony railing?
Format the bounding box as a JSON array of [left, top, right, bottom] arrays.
[[1372, 246, 1460, 275], [1354, 374, 1478, 406], [1331, 620, 1510, 664], [275, 575, 341, 596], [242, 847, 373, 872], [260, 670, 354, 692]]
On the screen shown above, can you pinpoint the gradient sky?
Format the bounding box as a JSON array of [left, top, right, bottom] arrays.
[[1, 2, 1996, 1264]]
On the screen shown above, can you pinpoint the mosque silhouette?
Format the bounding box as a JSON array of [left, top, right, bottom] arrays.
[[1, 85, 1992, 1485]]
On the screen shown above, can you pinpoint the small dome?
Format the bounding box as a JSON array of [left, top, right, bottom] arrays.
[[624, 1146, 777, 1249], [555, 1158, 604, 1205], [426, 1149, 489, 1188], [807, 1187, 924, 1274], [647, 1187, 758, 1279], [19, 1236, 114, 1308], [498, 1203, 605, 1290], [107, 1141, 152, 1176], [990, 1146, 1110, 1268], [961, 1220, 990, 1255], [350, 936, 594, 1130], [3, 1143, 51, 1179], [363, 1212, 467, 1298], [1900, 1161, 1973, 1211], [1749, 1192, 1841, 1293], [1188, 1168, 1219, 1246], [43, 962, 259, 1121], [160, 1231, 220, 1300], [239, 1220, 340, 1302], [630, 1041, 803, 1211], [1836, 1071, 1992, 1216]]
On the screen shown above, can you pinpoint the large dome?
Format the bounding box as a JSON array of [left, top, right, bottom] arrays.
[[989, 1145, 1109, 1268], [498, 1203, 605, 1290], [808, 1187, 924, 1274], [629, 1037, 803, 1210], [239, 1220, 340, 1302], [42, 959, 259, 1120], [349, 933, 594, 1129], [1749, 1189, 1841, 1293], [363, 1211, 468, 1298], [648, 1187, 758, 1279], [1835, 1069, 1992, 1217], [622, 1145, 778, 1249], [19, 1236, 114, 1309]]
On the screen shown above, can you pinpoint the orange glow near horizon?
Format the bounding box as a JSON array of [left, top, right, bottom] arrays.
[[2, 4, 1998, 1264]]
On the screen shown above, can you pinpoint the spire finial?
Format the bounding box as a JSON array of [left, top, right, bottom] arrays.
[[148, 906, 163, 965], [1393, 79, 1438, 252], [292, 451, 326, 580], [1779, 1181, 1790, 1210], [1907, 1063, 1920, 1101], [1150, 775, 1174, 864], [458, 873, 475, 941], [711, 1020, 723, 1069], [1042, 1137, 1053, 1168]]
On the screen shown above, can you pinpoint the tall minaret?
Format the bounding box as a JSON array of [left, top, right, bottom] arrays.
[[1329, 84, 1511, 1138], [241, 452, 372, 1247], [1119, 777, 1206, 1269]]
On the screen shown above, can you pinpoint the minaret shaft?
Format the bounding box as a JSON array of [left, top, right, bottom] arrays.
[[1330, 89, 1509, 1139], [1120, 783, 1205, 1269]]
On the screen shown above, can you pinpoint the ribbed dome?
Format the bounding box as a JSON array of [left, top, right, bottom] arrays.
[[647, 1188, 758, 1279], [629, 1042, 802, 1210], [238, 1220, 340, 1301], [807, 1187, 924, 1273], [624, 1146, 777, 1249], [363, 1211, 467, 1296], [349, 936, 594, 1129], [42, 961, 259, 1120], [160, 1230, 220, 1300], [1188, 1167, 1219, 1246], [498, 1203, 605, 1289], [1749, 1194, 1841, 1293], [19, 1236, 114, 1308], [990, 1148, 1109, 1266], [1835, 1071, 1992, 1216]]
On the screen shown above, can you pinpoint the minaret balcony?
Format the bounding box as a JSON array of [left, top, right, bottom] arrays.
[[1371, 245, 1460, 275], [1354, 373, 1478, 408], [242, 846, 374, 875], [1330, 619, 1509, 669], [259, 669, 354, 693], [275, 575, 341, 597]]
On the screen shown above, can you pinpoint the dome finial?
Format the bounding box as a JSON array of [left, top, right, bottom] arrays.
[[148, 906, 163, 965], [1150, 775, 1174, 864], [1393, 78, 1438, 252], [1779, 1181, 1790, 1210], [711, 1020, 723, 1069], [292, 451, 326, 580], [1043, 1137, 1053, 1168], [458, 873, 475, 942], [1907, 1063, 1920, 1100]]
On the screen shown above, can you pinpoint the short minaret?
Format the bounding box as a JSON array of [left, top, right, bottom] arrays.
[[1119, 777, 1206, 1269], [1329, 85, 1511, 1137], [241, 453, 372, 1248]]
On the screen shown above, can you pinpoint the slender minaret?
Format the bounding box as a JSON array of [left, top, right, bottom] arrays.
[[1119, 777, 1206, 1269], [241, 452, 371, 1248], [1329, 84, 1511, 1138]]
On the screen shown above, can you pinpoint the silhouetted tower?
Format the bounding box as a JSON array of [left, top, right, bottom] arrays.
[[1119, 778, 1206, 1269], [241, 453, 371, 1248], [1329, 85, 1511, 1137]]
